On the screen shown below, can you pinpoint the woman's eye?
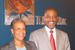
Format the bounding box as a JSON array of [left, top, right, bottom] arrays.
[[23, 28, 25, 30], [17, 28, 20, 30], [45, 16, 50, 18]]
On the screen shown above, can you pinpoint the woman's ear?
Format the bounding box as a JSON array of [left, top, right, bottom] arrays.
[[11, 28, 14, 34]]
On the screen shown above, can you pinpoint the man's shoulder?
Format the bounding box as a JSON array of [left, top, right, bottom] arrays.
[[56, 29, 68, 36], [31, 27, 44, 34], [56, 29, 67, 33]]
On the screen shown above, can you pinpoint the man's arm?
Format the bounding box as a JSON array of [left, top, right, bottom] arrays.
[[65, 34, 71, 50], [29, 33, 38, 50]]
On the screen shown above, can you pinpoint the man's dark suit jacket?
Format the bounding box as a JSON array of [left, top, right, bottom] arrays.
[[0, 40, 37, 50]]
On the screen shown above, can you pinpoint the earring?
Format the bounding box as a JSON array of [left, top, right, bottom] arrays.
[[11, 34, 14, 37]]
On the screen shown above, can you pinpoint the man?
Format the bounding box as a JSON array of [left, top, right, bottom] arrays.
[[29, 8, 71, 50], [0, 18, 37, 50]]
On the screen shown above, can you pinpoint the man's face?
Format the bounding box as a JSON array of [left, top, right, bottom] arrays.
[[11, 21, 26, 41], [43, 10, 58, 29]]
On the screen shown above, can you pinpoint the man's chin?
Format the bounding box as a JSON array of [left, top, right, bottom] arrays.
[[48, 26, 55, 29]]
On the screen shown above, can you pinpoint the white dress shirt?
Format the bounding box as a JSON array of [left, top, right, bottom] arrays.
[[45, 26, 56, 47]]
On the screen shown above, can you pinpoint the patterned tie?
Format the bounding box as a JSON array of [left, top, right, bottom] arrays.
[[50, 30, 56, 50]]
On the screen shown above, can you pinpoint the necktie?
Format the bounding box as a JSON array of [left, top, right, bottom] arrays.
[[50, 31, 56, 50]]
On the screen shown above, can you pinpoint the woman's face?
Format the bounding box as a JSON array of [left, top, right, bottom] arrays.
[[11, 21, 26, 41]]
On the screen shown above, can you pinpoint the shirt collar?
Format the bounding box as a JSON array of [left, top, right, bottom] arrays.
[[45, 26, 55, 32]]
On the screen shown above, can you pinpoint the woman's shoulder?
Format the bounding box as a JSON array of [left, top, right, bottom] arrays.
[[24, 40, 37, 47], [0, 40, 14, 50], [0, 42, 10, 50]]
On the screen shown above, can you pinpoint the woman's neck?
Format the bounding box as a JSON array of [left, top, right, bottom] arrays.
[[14, 39, 25, 48]]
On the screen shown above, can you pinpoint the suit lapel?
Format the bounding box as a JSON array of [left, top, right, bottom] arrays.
[[41, 27, 52, 50], [56, 29, 60, 50], [24, 41, 32, 50], [8, 40, 16, 50]]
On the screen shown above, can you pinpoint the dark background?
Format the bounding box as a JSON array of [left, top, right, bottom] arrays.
[[0, 0, 75, 50]]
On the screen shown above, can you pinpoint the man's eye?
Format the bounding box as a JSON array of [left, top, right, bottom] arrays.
[[53, 16, 57, 18]]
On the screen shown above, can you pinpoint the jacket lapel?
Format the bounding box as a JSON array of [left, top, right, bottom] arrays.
[[8, 40, 16, 50], [41, 27, 52, 50], [24, 41, 32, 50], [56, 29, 60, 50]]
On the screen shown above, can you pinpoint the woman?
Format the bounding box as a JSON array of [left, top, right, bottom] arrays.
[[0, 18, 37, 50]]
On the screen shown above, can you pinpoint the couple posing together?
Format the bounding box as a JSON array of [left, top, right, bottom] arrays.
[[0, 8, 71, 50]]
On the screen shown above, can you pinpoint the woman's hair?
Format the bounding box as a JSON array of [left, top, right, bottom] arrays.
[[11, 18, 26, 29]]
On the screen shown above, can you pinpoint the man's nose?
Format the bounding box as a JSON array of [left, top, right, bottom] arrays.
[[20, 29, 24, 33], [49, 16, 53, 21]]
